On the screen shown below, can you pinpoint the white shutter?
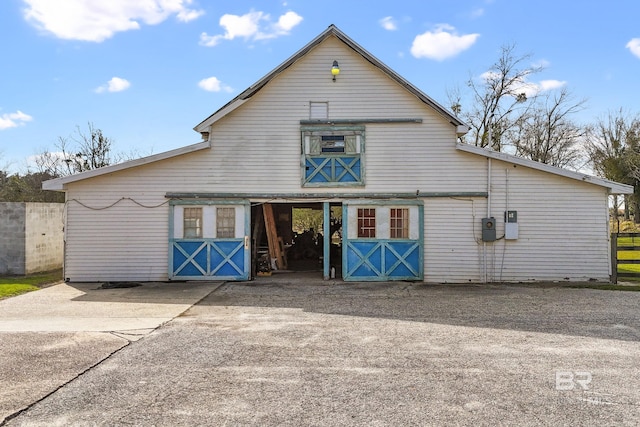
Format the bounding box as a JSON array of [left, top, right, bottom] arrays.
[[345, 135, 357, 154], [309, 136, 321, 155]]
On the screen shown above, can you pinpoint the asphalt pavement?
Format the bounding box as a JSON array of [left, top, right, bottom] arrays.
[[1, 277, 639, 426], [0, 281, 222, 424]]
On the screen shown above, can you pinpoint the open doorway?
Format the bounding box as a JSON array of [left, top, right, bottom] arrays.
[[250, 202, 342, 279]]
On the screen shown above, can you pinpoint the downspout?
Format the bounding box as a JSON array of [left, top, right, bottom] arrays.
[[505, 168, 509, 216], [484, 116, 493, 284], [484, 158, 492, 283], [487, 158, 492, 217], [63, 191, 68, 282]]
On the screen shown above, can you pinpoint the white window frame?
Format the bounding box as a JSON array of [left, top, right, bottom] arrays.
[[183, 207, 202, 238], [216, 207, 236, 238]]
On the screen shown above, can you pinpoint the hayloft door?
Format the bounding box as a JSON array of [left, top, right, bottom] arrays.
[[169, 201, 250, 281]]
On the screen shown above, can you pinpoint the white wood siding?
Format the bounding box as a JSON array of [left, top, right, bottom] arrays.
[[61, 35, 612, 282], [423, 157, 611, 283]]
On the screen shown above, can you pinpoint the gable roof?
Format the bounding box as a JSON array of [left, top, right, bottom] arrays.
[[456, 143, 633, 194], [42, 25, 630, 196], [42, 140, 210, 191], [194, 24, 467, 133], [44, 25, 469, 191]]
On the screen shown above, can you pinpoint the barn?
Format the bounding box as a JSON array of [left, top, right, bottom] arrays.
[[44, 25, 632, 284]]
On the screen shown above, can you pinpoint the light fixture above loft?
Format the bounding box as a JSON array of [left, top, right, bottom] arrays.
[[331, 60, 340, 81]]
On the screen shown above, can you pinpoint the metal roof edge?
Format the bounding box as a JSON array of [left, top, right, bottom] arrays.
[[455, 143, 634, 194], [42, 140, 211, 191]]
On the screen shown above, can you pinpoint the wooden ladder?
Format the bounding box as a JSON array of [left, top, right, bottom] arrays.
[[262, 203, 287, 270]]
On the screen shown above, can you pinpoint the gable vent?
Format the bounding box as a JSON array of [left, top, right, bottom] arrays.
[[310, 102, 328, 120]]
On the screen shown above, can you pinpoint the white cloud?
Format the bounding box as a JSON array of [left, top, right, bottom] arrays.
[[379, 16, 397, 31], [200, 10, 302, 47], [538, 79, 566, 91], [532, 59, 550, 68], [480, 72, 566, 98], [470, 8, 484, 19], [198, 76, 232, 92], [410, 25, 479, 61], [23, 0, 205, 42], [274, 11, 303, 33], [26, 151, 67, 168], [176, 7, 205, 23], [626, 38, 640, 58], [511, 79, 566, 98], [0, 110, 33, 130], [95, 77, 131, 93]]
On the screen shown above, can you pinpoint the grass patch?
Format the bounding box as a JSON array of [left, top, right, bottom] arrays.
[[618, 264, 640, 273], [0, 283, 40, 299], [615, 236, 640, 283], [0, 270, 63, 300]]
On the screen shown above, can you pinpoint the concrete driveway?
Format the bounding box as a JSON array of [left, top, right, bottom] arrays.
[[2, 278, 640, 426], [0, 281, 222, 424]]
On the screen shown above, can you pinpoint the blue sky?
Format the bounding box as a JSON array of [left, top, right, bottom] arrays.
[[1, 0, 639, 173]]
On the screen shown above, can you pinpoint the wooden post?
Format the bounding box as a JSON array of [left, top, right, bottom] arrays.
[[611, 233, 618, 284], [323, 202, 330, 280], [251, 206, 264, 279]]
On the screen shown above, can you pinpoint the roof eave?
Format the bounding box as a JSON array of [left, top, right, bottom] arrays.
[[455, 143, 634, 194], [43, 140, 211, 191]]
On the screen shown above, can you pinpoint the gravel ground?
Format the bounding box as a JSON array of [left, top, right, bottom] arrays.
[[5, 280, 640, 426]]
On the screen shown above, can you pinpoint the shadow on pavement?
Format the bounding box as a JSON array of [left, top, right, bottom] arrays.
[[194, 276, 640, 342], [67, 281, 224, 305]]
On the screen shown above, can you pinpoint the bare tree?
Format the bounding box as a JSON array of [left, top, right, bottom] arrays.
[[61, 122, 116, 174], [33, 149, 67, 177], [585, 109, 640, 221], [451, 44, 542, 150], [513, 88, 587, 169], [34, 122, 118, 177]]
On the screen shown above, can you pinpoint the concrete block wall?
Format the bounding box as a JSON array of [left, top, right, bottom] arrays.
[[0, 203, 26, 275], [25, 203, 64, 274], [0, 202, 64, 275]]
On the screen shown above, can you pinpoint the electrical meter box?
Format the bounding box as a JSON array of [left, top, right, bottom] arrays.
[[504, 210, 519, 240], [482, 217, 496, 242]]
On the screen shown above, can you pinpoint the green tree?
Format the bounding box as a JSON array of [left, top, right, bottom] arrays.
[[292, 208, 323, 235], [0, 171, 64, 202]]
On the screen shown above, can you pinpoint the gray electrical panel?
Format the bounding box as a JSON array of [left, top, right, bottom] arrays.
[[505, 210, 518, 240], [482, 217, 496, 242]]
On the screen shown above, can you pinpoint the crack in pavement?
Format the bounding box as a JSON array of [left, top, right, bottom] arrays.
[[0, 282, 224, 426], [0, 335, 131, 426]]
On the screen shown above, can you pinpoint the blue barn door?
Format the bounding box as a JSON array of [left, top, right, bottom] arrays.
[[169, 201, 250, 281], [342, 201, 423, 281]]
